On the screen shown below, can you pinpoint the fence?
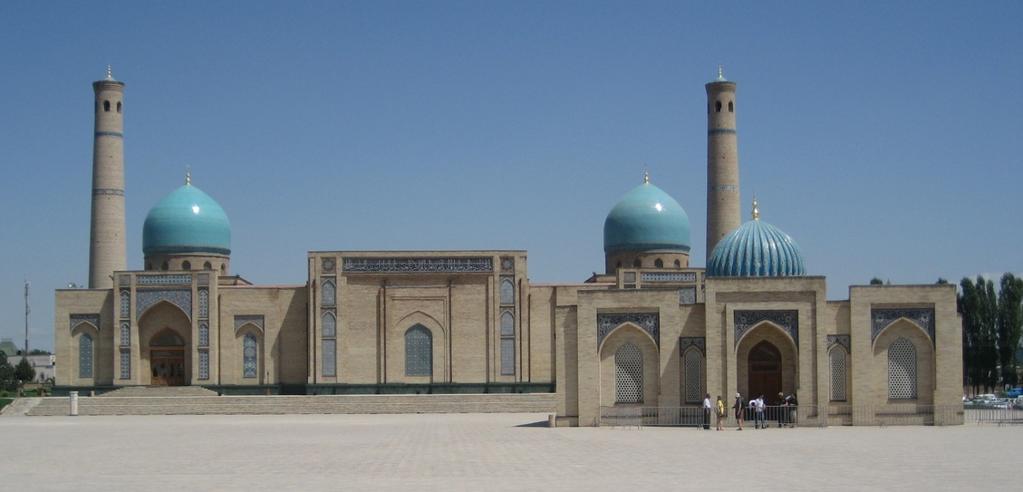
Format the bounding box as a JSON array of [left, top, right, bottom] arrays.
[[965, 407, 1023, 425], [600, 404, 966, 427]]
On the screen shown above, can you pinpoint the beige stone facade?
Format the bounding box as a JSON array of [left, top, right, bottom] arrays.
[[53, 70, 963, 426]]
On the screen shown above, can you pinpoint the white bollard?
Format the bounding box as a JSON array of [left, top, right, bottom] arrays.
[[69, 391, 79, 416]]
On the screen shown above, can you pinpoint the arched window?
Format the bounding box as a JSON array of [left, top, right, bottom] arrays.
[[161, 262, 169, 271], [728, 101, 734, 112], [404, 325, 432, 377], [119, 349, 130, 379], [204, 261, 212, 270], [198, 289, 209, 318], [116, 101, 122, 113], [243, 333, 258, 378], [830, 348, 848, 401], [616, 261, 622, 269], [103, 100, 110, 112], [120, 322, 130, 346], [220, 264, 226, 273], [322, 312, 336, 377], [673, 259, 681, 268], [79, 333, 94, 378], [120, 289, 130, 318], [145, 262, 152, 270], [654, 258, 664, 268], [682, 347, 704, 404], [182, 260, 191, 271], [198, 322, 209, 347], [888, 337, 917, 399], [715, 100, 722, 112], [500, 311, 515, 375], [614, 342, 643, 404], [321, 279, 336, 306], [500, 278, 515, 305], [632, 258, 642, 268]]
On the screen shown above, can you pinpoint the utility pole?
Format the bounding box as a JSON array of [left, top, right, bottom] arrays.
[[24, 280, 30, 356]]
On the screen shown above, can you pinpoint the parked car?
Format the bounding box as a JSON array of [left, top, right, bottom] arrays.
[[1006, 387, 1023, 399]]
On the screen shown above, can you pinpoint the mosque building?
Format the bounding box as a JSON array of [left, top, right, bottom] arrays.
[[54, 67, 962, 425]]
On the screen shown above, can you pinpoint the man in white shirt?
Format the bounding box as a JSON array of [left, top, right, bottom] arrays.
[[702, 394, 712, 430]]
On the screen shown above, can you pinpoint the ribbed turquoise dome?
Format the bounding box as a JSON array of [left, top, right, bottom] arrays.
[[603, 176, 691, 254], [707, 204, 805, 277], [142, 182, 231, 256]]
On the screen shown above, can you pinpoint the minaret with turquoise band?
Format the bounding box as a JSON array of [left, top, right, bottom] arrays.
[[705, 65, 741, 258], [89, 66, 127, 288]]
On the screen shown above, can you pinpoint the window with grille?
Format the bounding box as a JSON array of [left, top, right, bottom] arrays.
[[79, 334, 93, 378], [198, 350, 210, 380], [243, 333, 258, 378], [500, 311, 515, 375], [198, 288, 209, 318], [405, 325, 432, 377], [198, 322, 209, 347], [682, 347, 704, 404], [120, 290, 130, 318], [321, 279, 336, 306], [322, 312, 337, 377], [614, 342, 643, 404], [830, 348, 848, 401], [888, 337, 917, 399], [500, 277, 515, 305], [120, 322, 130, 347], [119, 349, 130, 380]]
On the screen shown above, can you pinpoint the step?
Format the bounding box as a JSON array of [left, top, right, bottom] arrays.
[[26, 393, 557, 416]]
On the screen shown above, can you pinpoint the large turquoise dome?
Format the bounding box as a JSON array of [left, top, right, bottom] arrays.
[[142, 181, 231, 256], [603, 175, 691, 254], [707, 201, 805, 277]]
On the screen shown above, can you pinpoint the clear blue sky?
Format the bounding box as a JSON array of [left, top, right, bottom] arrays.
[[1, 1, 1020, 351]]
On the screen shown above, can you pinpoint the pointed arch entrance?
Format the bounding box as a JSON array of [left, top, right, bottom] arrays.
[[747, 341, 782, 402], [149, 329, 186, 386]]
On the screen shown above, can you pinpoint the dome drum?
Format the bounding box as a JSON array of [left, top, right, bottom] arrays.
[[605, 250, 690, 273], [144, 252, 230, 274]]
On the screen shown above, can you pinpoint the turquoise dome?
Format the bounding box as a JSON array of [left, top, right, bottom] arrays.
[[706, 202, 805, 277], [142, 182, 231, 256], [603, 176, 691, 254]]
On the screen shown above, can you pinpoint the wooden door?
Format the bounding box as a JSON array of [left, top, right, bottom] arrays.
[[151, 349, 185, 386], [748, 341, 782, 403]]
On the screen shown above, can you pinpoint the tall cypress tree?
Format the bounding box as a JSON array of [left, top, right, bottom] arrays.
[[959, 277, 980, 393], [997, 274, 1023, 387], [979, 276, 1000, 391]]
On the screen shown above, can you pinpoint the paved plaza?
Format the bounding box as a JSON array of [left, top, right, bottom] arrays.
[[1, 413, 1018, 491]]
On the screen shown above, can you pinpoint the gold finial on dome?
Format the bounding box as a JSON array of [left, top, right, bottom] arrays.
[[105, 65, 114, 81], [751, 197, 760, 220], [643, 168, 650, 184], [185, 166, 192, 185]]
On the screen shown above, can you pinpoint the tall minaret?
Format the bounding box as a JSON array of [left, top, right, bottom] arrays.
[[705, 65, 741, 257], [88, 66, 127, 289]]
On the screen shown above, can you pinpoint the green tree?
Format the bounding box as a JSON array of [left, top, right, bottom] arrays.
[[870, 277, 884, 285], [960, 278, 981, 392], [978, 276, 1000, 391], [997, 273, 1023, 387], [14, 358, 35, 385], [936, 278, 949, 285], [0, 350, 14, 391]]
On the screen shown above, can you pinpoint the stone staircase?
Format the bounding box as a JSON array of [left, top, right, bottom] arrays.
[[26, 392, 557, 416], [97, 386, 219, 397]]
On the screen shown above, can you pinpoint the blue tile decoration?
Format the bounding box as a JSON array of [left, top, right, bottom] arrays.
[[827, 334, 851, 352], [734, 310, 799, 348], [70, 313, 100, 332], [342, 257, 493, 273], [597, 312, 659, 349], [871, 308, 934, 345], [234, 315, 265, 334], [136, 289, 192, 319], [679, 336, 706, 354]]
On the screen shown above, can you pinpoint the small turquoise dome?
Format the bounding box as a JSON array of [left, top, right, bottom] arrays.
[[707, 201, 805, 277], [604, 175, 691, 254], [142, 180, 231, 256]]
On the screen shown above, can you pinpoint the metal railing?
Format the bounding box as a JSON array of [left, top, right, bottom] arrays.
[[965, 407, 1023, 425], [599, 404, 966, 427]]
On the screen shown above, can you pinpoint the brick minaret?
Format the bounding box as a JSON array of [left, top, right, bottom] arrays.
[[88, 66, 127, 288], [705, 66, 741, 257]]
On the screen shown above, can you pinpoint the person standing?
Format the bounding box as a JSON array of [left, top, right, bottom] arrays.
[[715, 396, 726, 431], [755, 395, 766, 429], [702, 394, 712, 430], [733, 393, 745, 430]]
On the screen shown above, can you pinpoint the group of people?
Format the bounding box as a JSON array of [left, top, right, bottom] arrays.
[[702, 392, 798, 430]]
